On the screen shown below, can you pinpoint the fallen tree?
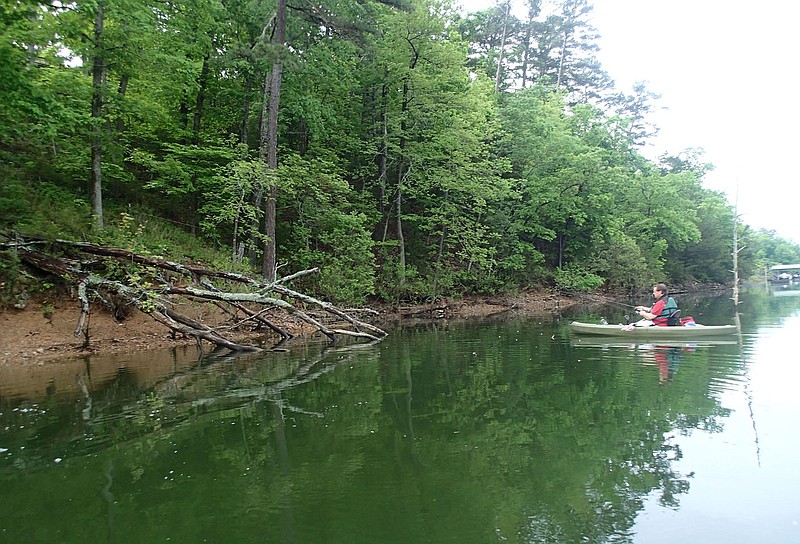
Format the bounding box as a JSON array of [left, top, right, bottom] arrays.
[[1, 235, 387, 352]]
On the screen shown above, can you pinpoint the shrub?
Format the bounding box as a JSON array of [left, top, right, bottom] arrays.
[[554, 264, 604, 292]]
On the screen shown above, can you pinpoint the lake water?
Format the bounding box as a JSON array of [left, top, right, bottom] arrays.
[[1, 286, 799, 543]]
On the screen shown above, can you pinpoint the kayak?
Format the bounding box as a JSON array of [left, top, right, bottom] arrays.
[[569, 321, 738, 338], [570, 337, 738, 348]]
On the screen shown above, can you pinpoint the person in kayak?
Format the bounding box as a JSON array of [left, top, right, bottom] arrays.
[[634, 283, 679, 326]]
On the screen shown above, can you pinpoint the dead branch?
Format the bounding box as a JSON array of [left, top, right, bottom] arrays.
[[3, 235, 386, 353]]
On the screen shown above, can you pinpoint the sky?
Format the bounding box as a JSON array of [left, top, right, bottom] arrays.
[[457, 0, 800, 244]]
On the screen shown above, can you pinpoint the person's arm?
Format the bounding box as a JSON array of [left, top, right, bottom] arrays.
[[637, 308, 656, 320], [638, 299, 665, 320]]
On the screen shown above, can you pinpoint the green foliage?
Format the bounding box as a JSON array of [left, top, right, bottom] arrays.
[[10, 182, 92, 238], [741, 228, 800, 280], [300, 211, 376, 304], [363, 5, 512, 298], [97, 208, 246, 270], [0, 249, 21, 305], [591, 230, 656, 293], [196, 145, 269, 259], [373, 243, 428, 303], [41, 302, 54, 319], [0, 176, 30, 228], [131, 140, 241, 227], [498, 87, 621, 272], [100, 212, 148, 253], [275, 151, 376, 304], [4, 0, 799, 304], [665, 189, 734, 283], [553, 263, 604, 292]]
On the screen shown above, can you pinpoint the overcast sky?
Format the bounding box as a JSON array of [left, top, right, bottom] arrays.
[[457, 0, 800, 244]]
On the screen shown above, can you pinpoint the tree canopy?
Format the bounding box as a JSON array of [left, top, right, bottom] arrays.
[[2, 0, 798, 304]]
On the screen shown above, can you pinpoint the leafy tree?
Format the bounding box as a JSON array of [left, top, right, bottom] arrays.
[[591, 228, 656, 292], [513, 0, 610, 99], [274, 150, 377, 303], [498, 87, 618, 274], [655, 150, 734, 283], [4, 0, 795, 302], [614, 168, 702, 272], [516, 0, 542, 88], [661, 188, 734, 284], [657, 147, 714, 177], [197, 144, 269, 262], [358, 0, 509, 300], [458, 3, 521, 89], [745, 229, 800, 275], [606, 81, 662, 146]]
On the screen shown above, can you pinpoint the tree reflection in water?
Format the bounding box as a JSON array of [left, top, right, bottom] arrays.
[[0, 316, 753, 544]]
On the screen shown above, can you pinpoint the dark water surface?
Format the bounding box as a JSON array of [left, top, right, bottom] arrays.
[[2, 287, 799, 543]]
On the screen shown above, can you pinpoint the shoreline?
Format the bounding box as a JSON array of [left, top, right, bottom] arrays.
[[0, 290, 577, 367]]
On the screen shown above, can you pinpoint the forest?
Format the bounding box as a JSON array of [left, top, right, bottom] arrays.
[[2, 0, 799, 306]]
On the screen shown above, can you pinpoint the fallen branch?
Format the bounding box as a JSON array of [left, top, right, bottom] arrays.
[[3, 235, 387, 352]]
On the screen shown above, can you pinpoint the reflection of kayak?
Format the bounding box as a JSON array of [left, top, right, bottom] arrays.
[[569, 338, 738, 348], [772, 289, 800, 297], [569, 321, 738, 338]]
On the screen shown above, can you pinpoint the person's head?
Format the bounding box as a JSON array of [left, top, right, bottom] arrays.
[[652, 283, 668, 298]]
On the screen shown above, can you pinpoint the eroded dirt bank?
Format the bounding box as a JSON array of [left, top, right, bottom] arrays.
[[0, 291, 577, 366]]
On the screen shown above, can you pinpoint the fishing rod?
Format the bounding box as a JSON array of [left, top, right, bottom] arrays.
[[560, 291, 640, 325], [604, 299, 638, 310], [561, 291, 638, 310]]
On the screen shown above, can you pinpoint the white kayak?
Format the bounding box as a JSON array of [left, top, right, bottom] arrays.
[[569, 321, 738, 338]]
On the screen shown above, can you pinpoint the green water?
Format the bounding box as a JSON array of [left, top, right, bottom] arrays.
[[2, 287, 799, 543]]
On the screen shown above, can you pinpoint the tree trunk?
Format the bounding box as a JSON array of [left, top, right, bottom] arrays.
[[378, 81, 389, 242], [396, 169, 405, 292], [193, 54, 210, 141], [432, 224, 447, 302], [732, 191, 741, 310], [395, 75, 413, 292], [261, 0, 286, 282], [264, 184, 277, 280], [494, 0, 511, 93], [555, 0, 583, 93], [247, 68, 272, 265], [116, 74, 128, 133], [555, 26, 570, 92], [520, 21, 531, 88], [520, 0, 542, 88], [232, 182, 247, 263], [240, 73, 252, 144], [90, 2, 105, 230]]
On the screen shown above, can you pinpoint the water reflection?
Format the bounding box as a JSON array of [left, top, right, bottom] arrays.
[[571, 338, 738, 383], [0, 288, 799, 543], [0, 344, 203, 403], [769, 281, 800, 297]]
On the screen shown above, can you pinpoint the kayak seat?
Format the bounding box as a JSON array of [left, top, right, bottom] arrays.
[[667, 309, 681, 326]]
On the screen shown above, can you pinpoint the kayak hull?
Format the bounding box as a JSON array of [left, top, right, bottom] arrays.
[[569, 321, 738, 338], [570, 338, 738, 348]]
